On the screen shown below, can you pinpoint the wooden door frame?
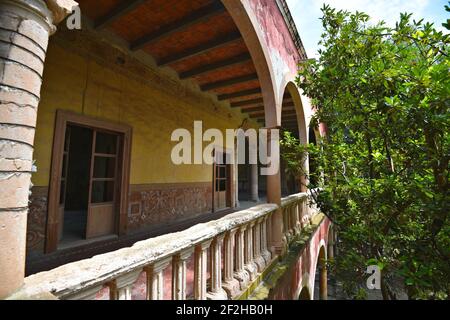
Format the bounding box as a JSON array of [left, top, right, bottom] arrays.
[[45, 110, 132, 253]]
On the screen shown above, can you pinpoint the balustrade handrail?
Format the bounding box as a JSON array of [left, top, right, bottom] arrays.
[[13, 192, 311, 300]]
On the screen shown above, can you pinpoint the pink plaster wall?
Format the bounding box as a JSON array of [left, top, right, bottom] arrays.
[[270, 217, 331, 300], [248, 0, 301, 75]]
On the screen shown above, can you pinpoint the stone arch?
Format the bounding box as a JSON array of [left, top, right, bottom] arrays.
[[280, 82, 309, 193], [222, 0, 278, 128], [283, 82, 307, 144]]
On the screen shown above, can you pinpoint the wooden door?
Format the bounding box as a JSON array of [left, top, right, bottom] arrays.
[[86, 130, 120, 239]]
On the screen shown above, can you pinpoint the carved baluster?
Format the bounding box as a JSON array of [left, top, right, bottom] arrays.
[[222, 229, 240, 298], [253, 219, 266, 272], [194, 240, 212, 300], [234, 225, 250, 290], [65, 285, 104, 300], [293, 201, 301, 234], [172, 248, 194, 300], [244, 223, 258, 280], [206, 234, 228, 300], [290, 204, 297, 235], [261, 215, 272, 264], [109, 270, 142, 300], [145, 258, 171, 300]]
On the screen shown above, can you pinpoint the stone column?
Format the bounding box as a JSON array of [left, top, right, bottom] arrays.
[[110, 269, 142, 300], [172, 248, 194, 300], [319, 264, 328, 300], [328, 228, 335, 260], [0, 0, 76, 299], [233, 226, 250, 290], [250, 164, 259, 202], [222, 229, 240, 298], [145, 258, 171, 300], [194, 240, 212, 300], [206, 234, 227, 300]]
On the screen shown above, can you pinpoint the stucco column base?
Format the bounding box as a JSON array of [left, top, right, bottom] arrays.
[[206, 288, 228, 300], [222, 278, 241, 299], [234, 270, 250, 291], [244, 262, 258, 281], [261, 249, 272, 265], [254, 256, 266, 273], [0, 211, 28, 299]]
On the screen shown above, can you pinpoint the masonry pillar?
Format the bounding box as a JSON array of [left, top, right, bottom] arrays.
[[328, 229, 335, 260], [0, 0, 76, 299], [319, 264, 328, 300]]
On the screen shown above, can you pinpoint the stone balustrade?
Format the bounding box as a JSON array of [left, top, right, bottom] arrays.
[[10, 193, 315, 300]]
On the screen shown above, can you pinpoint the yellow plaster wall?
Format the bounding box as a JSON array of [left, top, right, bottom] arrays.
[[33, 37, 257, 187]]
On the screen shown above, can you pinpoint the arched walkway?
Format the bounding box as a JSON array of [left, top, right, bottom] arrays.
[[280, 82, 308, 194]]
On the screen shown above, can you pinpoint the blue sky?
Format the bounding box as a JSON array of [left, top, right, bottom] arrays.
[[286, 0, 449, 58]]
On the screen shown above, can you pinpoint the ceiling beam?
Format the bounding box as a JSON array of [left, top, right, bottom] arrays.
[[282, 116, 299, 121], [201, 73, 258, 91], [218, 88, 261, 101], [241, 106, 264, 113], [158, 32, 242, 66], [131, 2, 226, 51], [282, 102, 295, 108], [249, 112, 265, 119], [230, 98, 263, 108], [94, 0, 148, 29], [180, 53, 251, 79], [231, 97, 293, 108], [282, 120, 299, 124], [282, 110, 297, 116], [281, 107, 296, 113]]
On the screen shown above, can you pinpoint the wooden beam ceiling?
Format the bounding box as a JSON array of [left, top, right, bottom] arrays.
[[218, 88, 261, 100], [131, 2, 226, 51], [180, 53, 251, 79], [230, 98, 264, 108], [158, 32, 242, 66], [94, 0, 148, 29], [82, 0, 271, 114], [241, 106, 264, 113], [249, 112, 264, 119], [201, 73, 258, 91]]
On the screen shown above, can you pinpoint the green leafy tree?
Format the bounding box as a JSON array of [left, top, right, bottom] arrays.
[[284, 4, 449, 299]]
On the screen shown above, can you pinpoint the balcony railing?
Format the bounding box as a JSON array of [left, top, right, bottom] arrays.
[[12, 192, 318, 300]]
